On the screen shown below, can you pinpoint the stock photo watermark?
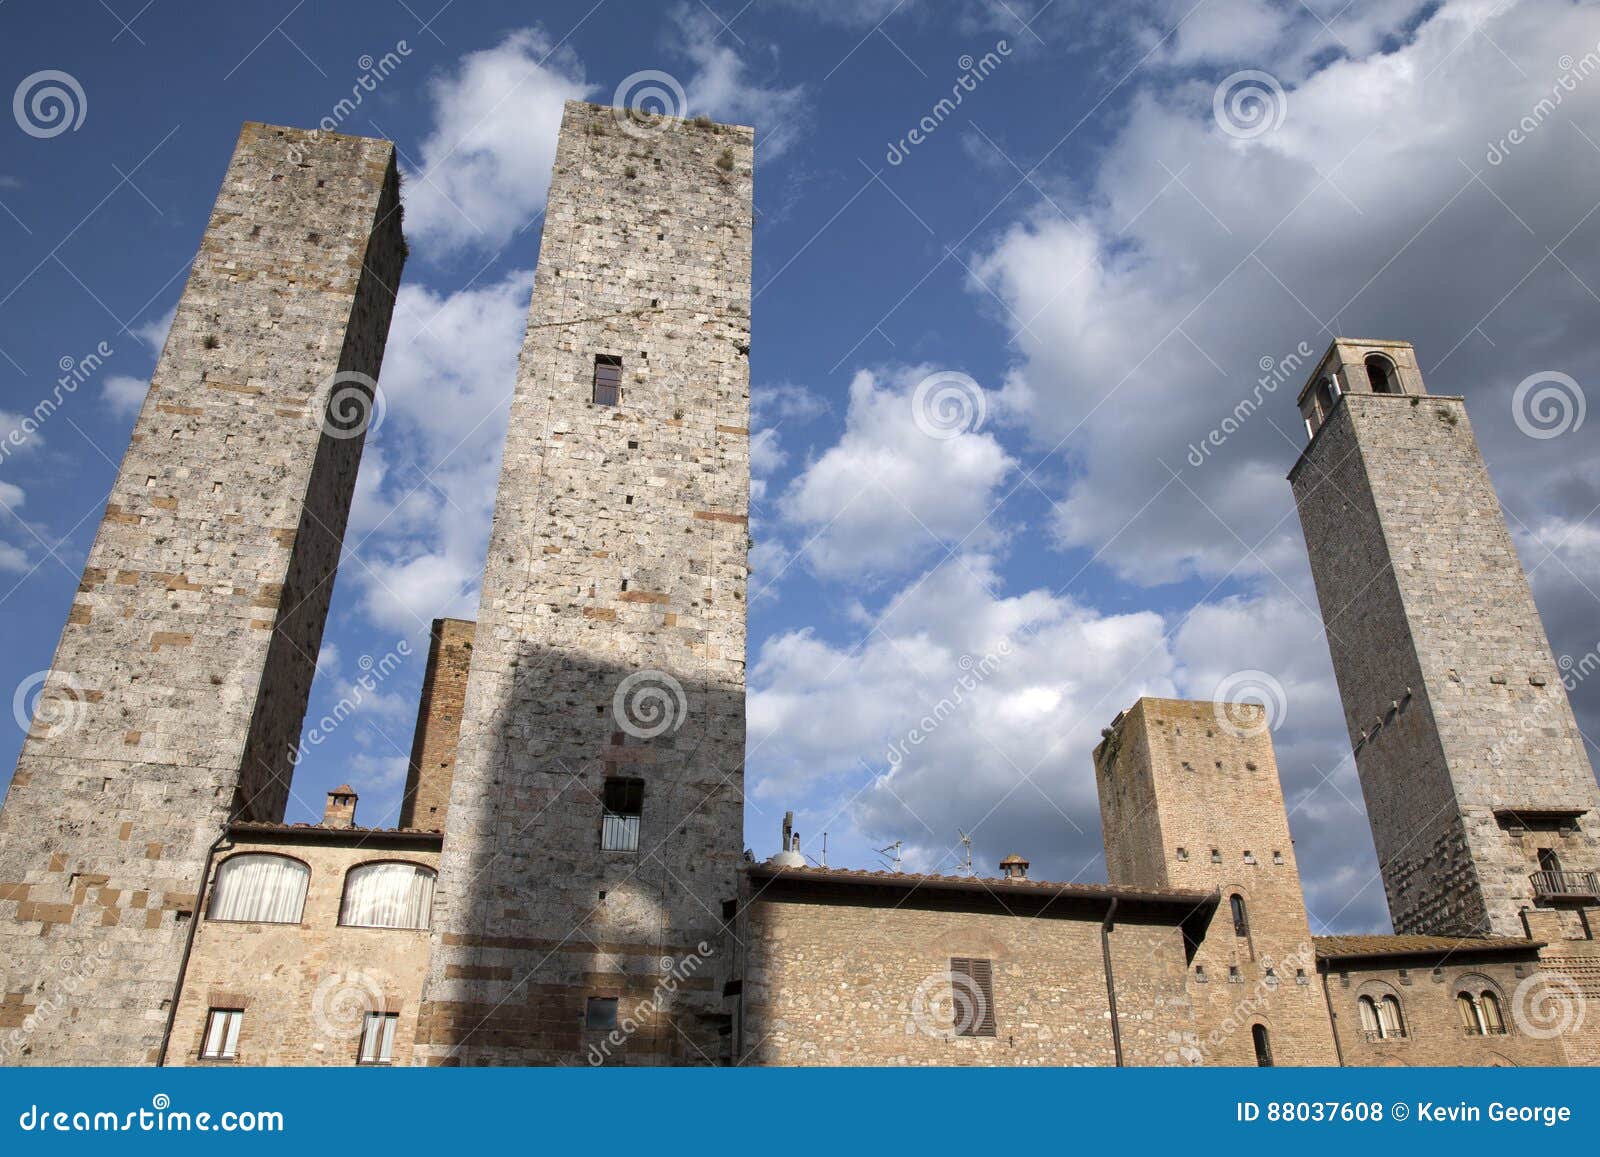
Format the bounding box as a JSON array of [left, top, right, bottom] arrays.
[[1511, 370, 1584, 439], [1211, 669, 1288, 739], [287, 42, 413, 164], [885, 40, 1012, 166], [1486, 39, 1600, 165], [0, 341, 115, 469], [289, 640, 411, 766], [1188, 340, 1315, 467], [12, 69, 86, 139], [612, 70, 688, 139], [585, 942, 714, 1065], [885, 640, 1013, 768], [1213, 70, 1287, 140], [613, 669, 688, 739]]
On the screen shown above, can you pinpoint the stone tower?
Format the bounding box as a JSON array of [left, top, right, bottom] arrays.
[[1289, 339, 1600, 939], [1095, 698, 1338, 1066], [0, 123, 404, 1064], [414, 102, 752, 1066], [399, 617, 474, 830]]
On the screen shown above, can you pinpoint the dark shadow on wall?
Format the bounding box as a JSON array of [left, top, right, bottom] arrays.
[[414, 641, 746, 1066]]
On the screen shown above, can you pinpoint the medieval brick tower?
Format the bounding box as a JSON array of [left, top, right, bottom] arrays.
[[414, 102, 753, 1065], [1289, 339, 1600, 939], [1095, 698, 1338, 1066], [0, 124, 404, 1064]]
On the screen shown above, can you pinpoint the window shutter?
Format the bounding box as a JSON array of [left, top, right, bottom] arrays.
[[949, 957, 996, 1038]]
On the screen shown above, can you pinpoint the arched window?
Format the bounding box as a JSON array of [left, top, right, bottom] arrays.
[[1365, 354, 1400, 394], [1230, 894, 1249, 937], [208, 853, 309, 924], [1315, 376, 1336, 415], [1457, 988, 1508, 1035], [1252, 1023, 1273, 1067], [1480, 991, 1506, 1034], [1378, 995, 1406, 1039], [1358, 995, 1381, 1035], [339, 861, 436, 930]]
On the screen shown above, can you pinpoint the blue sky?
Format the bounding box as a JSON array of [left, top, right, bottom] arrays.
[[4, 0, 1600, 934]]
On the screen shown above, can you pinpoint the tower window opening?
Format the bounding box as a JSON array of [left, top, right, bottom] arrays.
[[1230, 893, 1249, 937], [1458, 989, 1507, 1035], [1252, 1024, 1273, 1066], [601, 777, 644, 851], [1365, 354, 1400, 394], [593, 354, 622, 406]]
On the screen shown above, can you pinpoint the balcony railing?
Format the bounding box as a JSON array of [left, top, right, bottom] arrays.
[[1529, 869, 1600, 900]]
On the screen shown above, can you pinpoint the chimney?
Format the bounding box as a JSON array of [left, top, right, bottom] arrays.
[[324, 785, 358, 829], [1000, 854, 1029, 880], [769, 810, 807, 868]]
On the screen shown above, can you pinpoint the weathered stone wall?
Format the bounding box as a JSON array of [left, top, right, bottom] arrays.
[[1322, 951, 1566, 1067], [415, 101, 752, 1065], [167, 827, 438, 1066], [1291, 351, 1600, 938], [399, 618, 474, 830], [0, 122, 403, 1065], [1096, 698, 1339, 1066], [740, 879, 1200, 1066]]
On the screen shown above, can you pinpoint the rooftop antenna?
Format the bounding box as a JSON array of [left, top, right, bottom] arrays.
[[957, 830, 973, 875], [875, 840, 903, 873], [820, 832, 828, 868]]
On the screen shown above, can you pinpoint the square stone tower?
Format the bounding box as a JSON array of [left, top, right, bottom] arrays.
[[1095, 698, 1338, 1066], [399, 617, 475, 830], [1289, 339, 1600, 939], [0, 124, 404, 1064], [414, 102, 752, 1066]]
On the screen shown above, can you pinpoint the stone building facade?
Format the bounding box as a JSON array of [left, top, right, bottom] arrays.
[[413, 101, 753, 1066], [2, 115, 1598, 1069], [0, 123, 404, 1065], [1290, 339, 1600, 940]]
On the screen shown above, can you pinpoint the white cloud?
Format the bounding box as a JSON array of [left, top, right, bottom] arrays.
[[750, 427, 787, 476], [100, 375, 148, 418], [403, 29, 593, 254], [0, 480, 23, 510], [673, 6, 809, 158], [776, 366, 1014, 579], [133, 304, 176, 355]]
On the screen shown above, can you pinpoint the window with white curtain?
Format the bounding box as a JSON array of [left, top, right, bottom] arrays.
[[358, 1012, 398, 1064], [201, 1008, 243, 1060], [339, 862, 435, 930], [207, 854, 309, 923]]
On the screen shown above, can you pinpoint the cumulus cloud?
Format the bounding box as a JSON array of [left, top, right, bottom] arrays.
[[673, 5, 809, 157], [403, 29, 593, 254], [776, 366, 1014, 580], [100, 375, 148, 418]]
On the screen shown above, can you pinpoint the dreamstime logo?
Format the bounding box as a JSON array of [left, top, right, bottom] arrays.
[[0, 340, 114, 468], [13, 70, 87, 138], [1511, 371, 1584, 439], [286, 41, 412, 164], [310, 970, 384, 1040], [612, 70, 687, 138], [1188, 341, 1314, 467], [12, 670, 90, 738], [884, 39, 1012, 165], [908, 969, 989, 1039], [586, 942, 714, 1065], [1512, 971, 1586, 1039], [290, 640, 411, 766], [612, 670, 687, 739], [1211, 669, 1287, 738], [1213, 70, 1287, 140], [1487, 41, 1600, 165], [310, 370, 384, 440], [911, 370, 986, 440]]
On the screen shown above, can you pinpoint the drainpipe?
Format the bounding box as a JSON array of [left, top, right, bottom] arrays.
[[1320, 967, 1345, 1067], [1101, 896, 1123, 1067], [156, 826, 230, 1067]]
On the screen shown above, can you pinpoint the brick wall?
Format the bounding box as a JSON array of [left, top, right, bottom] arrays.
[[415, 102, 751, 1065], [0, 123, 403, 1065], [399, 618, 474, 830]]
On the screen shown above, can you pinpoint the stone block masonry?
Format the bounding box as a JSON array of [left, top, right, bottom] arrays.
[[0, 123, 405, 1065], [414, 102, 752, 1065], [399, 618, 475, 830], [1291, 345, 1600, 939]]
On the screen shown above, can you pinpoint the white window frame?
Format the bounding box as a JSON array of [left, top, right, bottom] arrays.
[[201, 1008, 243, 1060], [357, 1011, 399, 1065]]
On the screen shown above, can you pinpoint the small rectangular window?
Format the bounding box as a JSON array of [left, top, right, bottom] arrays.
[[586, 997, 618, 1030], [593, 354, 622, 406], [201, 1008, 243, 1060], [358, 1012, 398, 1065], [948, 957, 996, 1037], [601, 777, 644, 851]]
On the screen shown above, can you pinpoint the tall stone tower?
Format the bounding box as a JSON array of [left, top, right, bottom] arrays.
[[1095, 698, 1338, 1066], [399, 617, 475, 830], [0, 123, 404, 1064], [1290, 339, 1600, 939], [415, 102, 752, 1065]]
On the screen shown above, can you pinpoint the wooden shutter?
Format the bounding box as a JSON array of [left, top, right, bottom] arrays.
[[949, 957, 996, 1037]]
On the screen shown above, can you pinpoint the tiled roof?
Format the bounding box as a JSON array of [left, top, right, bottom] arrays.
[[746, 863, 1214, 908], [1314, 934, 1543, 961], [227, 820, 443, 842]]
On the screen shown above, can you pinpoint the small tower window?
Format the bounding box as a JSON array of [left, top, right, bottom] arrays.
[[1176, 846, 1188, 861], [1252, 1024, 1273, 1066], [1365, 353, 1400, 394], [1230, 893, 1249, 937], [593, 354, 622, 406], [601, 777, 644, 851], [1210, 848, 1222, 863]]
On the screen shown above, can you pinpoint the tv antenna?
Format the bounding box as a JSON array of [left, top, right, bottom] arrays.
[[957, 830, 974, 875], [875, 840, 903, 873]]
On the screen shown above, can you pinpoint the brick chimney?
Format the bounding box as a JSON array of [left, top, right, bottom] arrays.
[[1000, 854, 1029, 880], [324, 785, 358, 828]]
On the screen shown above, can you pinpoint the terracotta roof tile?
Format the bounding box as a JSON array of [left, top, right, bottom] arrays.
[[1313, 934, 1542, 961], [746, 863, 1214, 907]]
